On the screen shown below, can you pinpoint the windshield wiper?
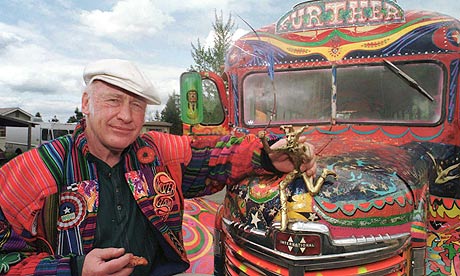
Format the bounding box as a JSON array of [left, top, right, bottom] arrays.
[[383, 59, 434, 101]]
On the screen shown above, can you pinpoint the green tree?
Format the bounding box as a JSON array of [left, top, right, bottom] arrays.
[[190, 10, 235, 75], [67, 107, 84, 123], [154, 110, 161, 121], [161, 92, 182, 135]]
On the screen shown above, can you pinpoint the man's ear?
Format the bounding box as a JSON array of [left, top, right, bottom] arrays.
[[81, 91, 90, 115]]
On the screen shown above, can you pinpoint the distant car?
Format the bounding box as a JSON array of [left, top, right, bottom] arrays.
[[5, 121, 76, 154]]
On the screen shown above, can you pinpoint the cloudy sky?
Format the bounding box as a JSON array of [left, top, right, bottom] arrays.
[[0, 0, 459, 122]]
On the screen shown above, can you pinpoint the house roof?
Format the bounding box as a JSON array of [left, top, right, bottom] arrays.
[[0, 107, 33, 118], [0, 107, 17, 115], [0, 115, 37, 127]]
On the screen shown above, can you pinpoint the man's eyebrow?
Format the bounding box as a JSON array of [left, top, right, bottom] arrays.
[[99, 92, 122, 98]]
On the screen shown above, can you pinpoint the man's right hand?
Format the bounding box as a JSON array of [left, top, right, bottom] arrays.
[[82, 248, 134, 276]]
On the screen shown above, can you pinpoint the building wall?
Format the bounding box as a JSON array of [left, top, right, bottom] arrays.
[[142, 121, 172, 134], [142, 126, 170, 133]]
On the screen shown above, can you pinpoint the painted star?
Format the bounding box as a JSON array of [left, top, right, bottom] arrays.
[[333, 187, 339, 195], [259, 204, 265, 212], [308, 213, 319, 221], [251, 212, 261, 227], [63, 206, 71, 214]]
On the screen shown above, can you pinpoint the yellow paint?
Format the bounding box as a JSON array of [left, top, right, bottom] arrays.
[[411, 227, 426, 235], [290, 193, 313, 212], [429, 203, 460, 219], [429, 253, 442, 260]]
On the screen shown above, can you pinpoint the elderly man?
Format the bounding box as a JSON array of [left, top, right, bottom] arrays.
[[0, 59, 316, 276]]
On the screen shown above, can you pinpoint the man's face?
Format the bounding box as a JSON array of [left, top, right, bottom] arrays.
[[82, 81, 147, 154]]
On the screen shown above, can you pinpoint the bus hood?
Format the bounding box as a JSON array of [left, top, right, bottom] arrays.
[[221, 137, 429, 258]]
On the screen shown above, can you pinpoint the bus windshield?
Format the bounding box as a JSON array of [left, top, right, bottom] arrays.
[[243, 62, 443, 126]]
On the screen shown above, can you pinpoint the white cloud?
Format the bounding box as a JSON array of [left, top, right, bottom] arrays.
[[142, 63, 184, 101], [80, 0, 174, 40], [203, 30, 216, 49], [401, 0, 460, 18], [202, 28, 248, 50], [233, 28, 249, 41], [0, 31, 24, 49], [0, 37, 83, 95], [0, 23, 84, 121]]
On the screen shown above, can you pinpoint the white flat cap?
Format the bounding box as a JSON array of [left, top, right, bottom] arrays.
[[83, 59, 161, 105]]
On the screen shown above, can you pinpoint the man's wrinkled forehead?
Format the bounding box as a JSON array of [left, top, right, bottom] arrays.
[[90, 80, 148, 104]]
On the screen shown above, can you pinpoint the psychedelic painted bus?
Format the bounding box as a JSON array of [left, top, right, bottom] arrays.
[[181, 0, 460, 275]]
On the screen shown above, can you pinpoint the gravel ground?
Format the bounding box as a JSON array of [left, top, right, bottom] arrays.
[[202, 189, 225, 204]]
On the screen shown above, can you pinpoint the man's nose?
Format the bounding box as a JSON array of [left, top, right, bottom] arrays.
[[117, 101, 133, 122]]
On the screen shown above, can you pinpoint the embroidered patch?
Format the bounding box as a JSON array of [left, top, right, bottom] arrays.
[[75, 180, 98, 213], [137, 146, 156, 164], [153, 172, 176, 221], [126, 171, 150, 199], [57, 192, 87, 230]]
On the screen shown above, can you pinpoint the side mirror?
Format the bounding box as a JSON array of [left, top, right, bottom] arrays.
[[180, 72, 204, 125]]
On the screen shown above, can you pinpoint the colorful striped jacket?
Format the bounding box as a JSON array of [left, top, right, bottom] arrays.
[[0, 121, 270, 275]]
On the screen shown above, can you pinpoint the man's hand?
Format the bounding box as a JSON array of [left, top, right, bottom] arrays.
[[82, 248, 134, 276], [268, 136, 317, 176]]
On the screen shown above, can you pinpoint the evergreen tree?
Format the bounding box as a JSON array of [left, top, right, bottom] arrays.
[[190, 10, 235, 75], [161, 92, 182, 135], [67, 107, 84, 123], [154, 110, 161, 121]]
